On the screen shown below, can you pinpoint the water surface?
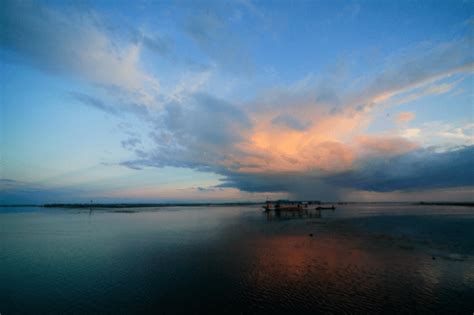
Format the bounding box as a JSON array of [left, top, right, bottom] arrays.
[[1, 204, 473, 314]]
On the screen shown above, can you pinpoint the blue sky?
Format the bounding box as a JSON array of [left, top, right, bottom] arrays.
[[1, 0, 473, 204]]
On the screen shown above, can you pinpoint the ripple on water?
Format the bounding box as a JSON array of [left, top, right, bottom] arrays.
[[0, 205, 473, 314]]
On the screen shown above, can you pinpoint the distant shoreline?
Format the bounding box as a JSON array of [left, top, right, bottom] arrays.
[[41, 202, 263, 209], [415, 201, 474, 207], [1, 201, 473, 208]]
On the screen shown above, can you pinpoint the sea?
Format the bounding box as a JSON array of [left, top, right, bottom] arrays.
[[1, 204, 473, 314]]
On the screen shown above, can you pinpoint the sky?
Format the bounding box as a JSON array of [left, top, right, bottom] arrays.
[[0, 0, 473, 204]]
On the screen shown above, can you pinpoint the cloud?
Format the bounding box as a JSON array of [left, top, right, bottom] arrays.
[[195, 186, 222, 193], [1, 1, 234, 117], [0, 178, 29, 190], [437, 123, 474, 142], [396, 112, 415, 123], [162, 93, 251, 147], [271, 115, 311, 131], [121, 137, 142, 150], [69, 91, 154, 120], [399, 121, 474, 147], [325, 146, 474, 192], [4, 1, 471, 200], [400, 128, 421, 139], [386, 77, 462, 107], [350, 38, 473, 110], [357, 135, 418, 156], [127, 27, 174, 57], [69, 92, 120, 115], [0, 0, 158, 92], [117, 36, 472, 198], [184, 9, 253, 76], [216, 171, 342, 200], [213, 143, 474, 199], [122, 93, 253, 172]]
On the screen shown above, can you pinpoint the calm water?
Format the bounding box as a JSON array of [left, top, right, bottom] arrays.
[[1, 204, 473, 314]]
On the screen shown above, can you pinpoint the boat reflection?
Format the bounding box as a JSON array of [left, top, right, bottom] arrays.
[[239, 231, 440, 313], [265, 208, 322, 221]]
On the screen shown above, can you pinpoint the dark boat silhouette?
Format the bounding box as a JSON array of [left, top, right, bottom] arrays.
[[263, 200, 335, 211]]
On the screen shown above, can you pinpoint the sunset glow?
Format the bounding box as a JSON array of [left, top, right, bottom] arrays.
[[1, 0, 473, 203]]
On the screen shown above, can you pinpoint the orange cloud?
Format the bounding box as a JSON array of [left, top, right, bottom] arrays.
[[227, 106, 371, 173], [219, 102, 419, 176], [396, 111, 415, 123], [356, 135, 419, 156]]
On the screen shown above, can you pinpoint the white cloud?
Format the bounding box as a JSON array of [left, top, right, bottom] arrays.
[[400, 121, 474, 148], [400, 128, 421, 138], [1, 1, 159, 98]]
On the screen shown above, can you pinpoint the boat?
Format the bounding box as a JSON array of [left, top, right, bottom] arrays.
[[315, 205, 336, 210], [263, 200, 323, 211]]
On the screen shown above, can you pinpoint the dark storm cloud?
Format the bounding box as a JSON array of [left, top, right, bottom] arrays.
[[211, 146, 474, 197], [216, 171, 342, 200], [325, 146, 474, 192]]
